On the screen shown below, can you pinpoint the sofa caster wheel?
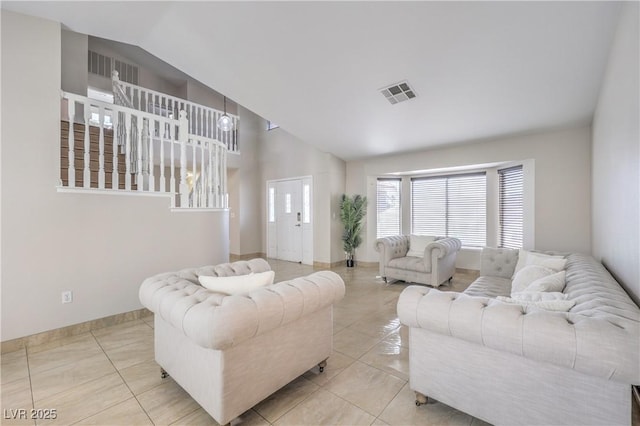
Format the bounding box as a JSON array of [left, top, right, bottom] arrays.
[[383, 277, 388, 283], [318, 360, 327, 373], [415, 392, 428, 406], [160, 368, 169, 379]]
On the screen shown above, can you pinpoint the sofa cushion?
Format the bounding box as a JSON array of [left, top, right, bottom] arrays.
[[510, 291, 568, 302], [406, 235, 436, 257], [463, 276, 511, 298], [388, 256, 429, 273], [199, 270, 275, 295], [480, 247, 519, 278], [496, 296, 576, 312]]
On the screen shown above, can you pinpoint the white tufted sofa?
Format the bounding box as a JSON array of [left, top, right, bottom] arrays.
[[375, 235, 462, 286], [139, 258, 345, 425], [398, 249, 640, 426]]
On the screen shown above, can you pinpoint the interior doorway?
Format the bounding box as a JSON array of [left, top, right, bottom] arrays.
[[267, 177, 313, 265]]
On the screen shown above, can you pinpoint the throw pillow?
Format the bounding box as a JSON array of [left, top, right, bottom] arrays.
[[511, 264, 554, 294], [524, 270, 566, 293], [199, 270, 275, 295], [512, 250, 567, 278], [406, 235, 436, 257]]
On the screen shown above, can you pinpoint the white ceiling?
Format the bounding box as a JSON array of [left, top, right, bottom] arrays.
[[3, 1, 622, 161]]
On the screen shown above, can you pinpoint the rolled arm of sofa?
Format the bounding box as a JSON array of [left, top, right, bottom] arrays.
[[140, 270, 346, 350], [397, 285, 640, 384], [423, 237, 461, 265], [424, 237, 461, 285]]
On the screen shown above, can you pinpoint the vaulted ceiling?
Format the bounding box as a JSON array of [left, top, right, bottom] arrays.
[[3, 1, 622, 161]]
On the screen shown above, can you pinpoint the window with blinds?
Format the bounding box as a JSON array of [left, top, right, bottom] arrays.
[[376, 178, 401, 239], [498, 165, 524, 249], [411, 173, 486, 247]]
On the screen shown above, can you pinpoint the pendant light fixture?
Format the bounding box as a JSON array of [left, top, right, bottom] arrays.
[[217, 96, 233, 131]]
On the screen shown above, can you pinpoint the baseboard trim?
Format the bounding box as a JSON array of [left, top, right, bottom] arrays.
[[1, 308, 152, 354], [456, 267, 480, 275], [313, 260, 343, 269], [229, 252, 266, 261]]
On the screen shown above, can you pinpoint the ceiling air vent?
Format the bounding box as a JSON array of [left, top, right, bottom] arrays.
[[380, 80, 416, 105]]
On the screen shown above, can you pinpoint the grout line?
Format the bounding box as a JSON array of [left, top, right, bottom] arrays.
[[166, 404, 202, 426], [24, 346, 36, 426], [89, 330, 156, 425], [266, 383, 322, 425]]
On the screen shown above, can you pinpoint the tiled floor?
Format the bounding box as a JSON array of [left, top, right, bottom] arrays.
[[1, 260, 488, 426]]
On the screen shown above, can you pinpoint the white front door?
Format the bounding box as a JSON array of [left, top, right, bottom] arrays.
[[267, 177, 313, 265], [275, 179, 303, 262]]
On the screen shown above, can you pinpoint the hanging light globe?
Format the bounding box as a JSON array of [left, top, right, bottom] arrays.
[[217, 114, 233, 131], [217, 96, 234, 131]]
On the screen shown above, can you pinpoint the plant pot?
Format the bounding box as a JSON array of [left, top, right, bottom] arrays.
[[346, 259, 355, 267]]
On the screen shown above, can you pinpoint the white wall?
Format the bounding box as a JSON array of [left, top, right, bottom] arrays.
[[258, 125, 346, 264], [347, 126, 592, 267], [61, 29, 88, 96], [592, 2, 640, 304], [186, 80, 238, 115], [230, 106, 262, 256], [1, 11, 229, 341]]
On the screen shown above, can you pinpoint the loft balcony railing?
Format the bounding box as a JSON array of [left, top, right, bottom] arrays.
[[112, 71, 239, 153], [59, 91, 228, 210]]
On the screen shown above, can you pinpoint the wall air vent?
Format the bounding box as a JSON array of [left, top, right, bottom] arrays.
[[380, 80, 416, 105], [88, 50, 139, 85]]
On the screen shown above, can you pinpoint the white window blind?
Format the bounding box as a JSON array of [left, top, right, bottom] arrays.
[[376, 178, 401, 239], [498, 165, 524, 249], [411, 173, 486, 247]]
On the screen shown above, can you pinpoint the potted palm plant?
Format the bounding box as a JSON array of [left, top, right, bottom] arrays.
[[339, 194, 367, 267]]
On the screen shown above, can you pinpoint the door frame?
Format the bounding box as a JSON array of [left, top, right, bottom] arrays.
[[266, 176, 313, 265]]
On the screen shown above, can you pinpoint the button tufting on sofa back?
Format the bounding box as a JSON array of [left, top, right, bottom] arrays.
[[139, 259, 346, 350]]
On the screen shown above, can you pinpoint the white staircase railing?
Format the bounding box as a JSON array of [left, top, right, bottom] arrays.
[[60, 91, 228, 209], [112, 71, 239, 153]]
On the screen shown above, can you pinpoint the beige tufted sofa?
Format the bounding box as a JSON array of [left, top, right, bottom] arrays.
[[398, 248, 640, 425], [375, 235, 462, 286], [139, 258, 345, 425]]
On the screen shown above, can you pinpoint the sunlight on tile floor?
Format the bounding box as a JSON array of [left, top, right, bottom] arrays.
[[0, 260, 489, 426]]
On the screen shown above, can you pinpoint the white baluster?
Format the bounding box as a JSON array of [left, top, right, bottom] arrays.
[[83, 102, 91, 188], [112, 109, 119, 190], [192, 138, 198, 207], [208, 142, 213, 207], [124, 111, 132, 190], [233, 118, 238, 151], [200, 139, 206, 207], [199, 107, 204, 137], [179, 110, 189, 208], [148, 120, 155, 192], [159, 121, 166, 193], [170, 123, 176, 203], [222, 147, 227, 207], [136, 117, 144, 191], [67, 100, 76, 188], [205, 109, 209, 138], [98, 106, 106, 189], [213, 145, 219, 207]]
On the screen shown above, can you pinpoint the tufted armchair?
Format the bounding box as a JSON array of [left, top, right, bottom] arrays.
[[139, 258, 346, 425], [375, 235, 462, 287]]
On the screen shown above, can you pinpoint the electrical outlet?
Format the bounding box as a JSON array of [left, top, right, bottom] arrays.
[[61, 290, 73, 304]]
